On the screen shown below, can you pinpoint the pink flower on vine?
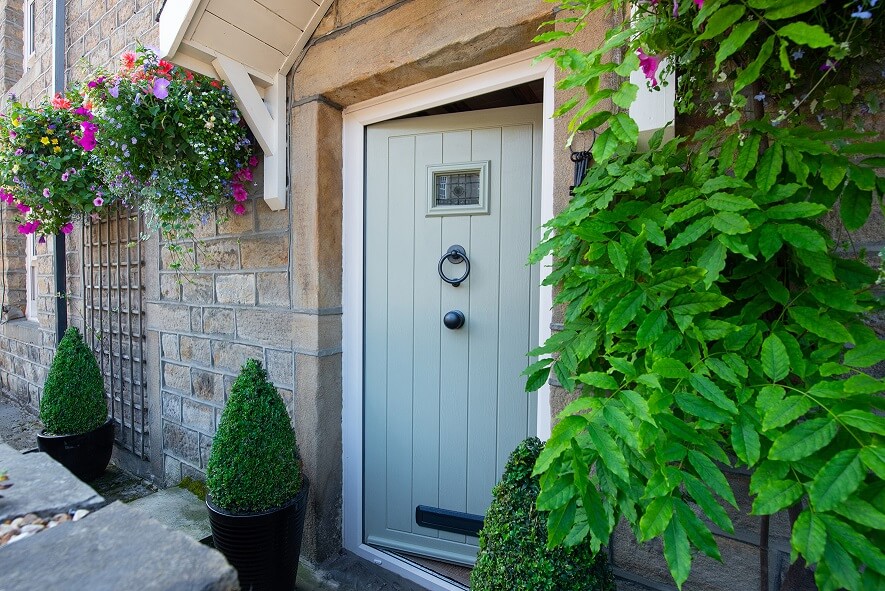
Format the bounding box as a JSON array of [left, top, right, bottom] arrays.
[[61, 222, 74, 234], [233, 203, 246, 216], [16, 203, 30, 213], [637, 49, 661, 87], [93, 196, 104, 207]]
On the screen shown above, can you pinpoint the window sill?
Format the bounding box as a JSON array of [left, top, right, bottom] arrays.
[[0, 318, 42, 346]]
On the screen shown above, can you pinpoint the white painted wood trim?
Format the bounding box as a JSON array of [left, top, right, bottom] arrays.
[[158, 0, 201, 59], [212, 57, 287, 210], [342, 49, 555, 591], [281, 0, 335, 75]]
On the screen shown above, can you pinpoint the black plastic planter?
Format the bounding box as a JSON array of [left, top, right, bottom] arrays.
[[36, 417, 114, 482], [207, 479, 309, 591]]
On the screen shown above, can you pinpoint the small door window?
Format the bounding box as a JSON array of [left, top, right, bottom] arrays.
[[426, 161, 490, 216]]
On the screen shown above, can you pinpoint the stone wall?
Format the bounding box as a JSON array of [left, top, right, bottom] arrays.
[[0, 0, 24, 94]]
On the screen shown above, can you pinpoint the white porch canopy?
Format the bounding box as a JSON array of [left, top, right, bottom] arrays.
[[159, 0, 333, 210]]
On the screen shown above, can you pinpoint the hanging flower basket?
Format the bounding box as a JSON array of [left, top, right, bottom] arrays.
[[0, 46, 256, 249]]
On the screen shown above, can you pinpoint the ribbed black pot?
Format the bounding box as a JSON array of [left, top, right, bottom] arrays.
[[207, 479, 309, 591], [36, 418, 114, 482]]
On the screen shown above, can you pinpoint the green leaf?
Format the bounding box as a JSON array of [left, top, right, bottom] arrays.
[[606, 289, 646, 333], [791, 511, 827, 564], [608, 241, 628, 276], [621, 390, 655, 425], [734, 134, 762, 179], [591, 128, 619, 162], [778, 223, 827, 252], [769, 418, 839, 461], [765, 0, 825, 19], [755, 144, 783, 193], [534, 415, 587, 474], [778, 22, 835, 48], [766, 202, 827, 220], [860, 447, 885, 480], [844, 340, 885, 367], [840, 184, 872, 231], [712, 211, 752, 235], [647, 267, 706, 292], [752, 478, 804, 514], [689, 373, 738, 415], [821, 515, 885, 576], [525, 365, 552, 392], [688, 450, 738, 508], [674, 499, 721, 561], [683, 473, 734, 533], [834, 498, 885, 530], [608, 113, 640, 145], [809, 449, 864, 511], [604, 404, 638, 449], [537, 476, 577, 511], [845, 374, 884, 394], [839, 409, 885, 435], [788, 307, 854, 344], [637, 310, 667, 347], [734, 36, 775, 93], [669, 217, 713, 250], [676, 392, 733, 424], [757, 225, 783, 260], [795, 249, 836, 280], [587, 422, 630, 483], [612, 82, 639, 109], [697, 4, 745, 40], [715, 20, 760, 70], [698, 240, 727, 288], [653, 358, 691, 379], [821, 534, 863, 590], [820, 158, 847, 190], [640, 497, 674, 541], [732, 415, 761, 467], [705, 358, 740, 386], [577, 371, 618, 391], [706, 193, 757, 212], [669, 293, 731, 316], [547, 497, 578, 547], [762, 396, 813, 431], [663, 516, 692, 589], [761, 334, 790, 381]]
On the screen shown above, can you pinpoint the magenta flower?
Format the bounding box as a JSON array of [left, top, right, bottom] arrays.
[[61, 171, 70, 181], [87, 76, 105, 88], [232, 183, 248, 202], [248, 155, 259, 167], [14, 148, 23, 156], [233, 203, 246, 216], [152, 78, 171, 100], [43, 188, 50, 198], [61, 222, 74, 234], [8, 131, 16, 139], [694, 0, 703, 7], [637, 49, 661, 87], [16, 202, 30, 214], [76, 120, 98, 151], [93, 196, 104, 207]]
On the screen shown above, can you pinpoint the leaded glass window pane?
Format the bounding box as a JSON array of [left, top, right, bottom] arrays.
[[435, 171, 481, 206]]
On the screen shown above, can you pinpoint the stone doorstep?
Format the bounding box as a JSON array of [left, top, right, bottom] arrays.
[[0, 501, 238, 591], [0, 443, 105, 522]]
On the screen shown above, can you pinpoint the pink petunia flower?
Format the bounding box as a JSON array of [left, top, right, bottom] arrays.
[[232, 183, 248, 202], [16, 202, 30, 214], [152, 78, 171, 100], [248, 155, 259, 167], [61, 222, 74, 234], [93, 196, 104, 207], [233, 203, 246, 216], [637, 49, 661, 87]]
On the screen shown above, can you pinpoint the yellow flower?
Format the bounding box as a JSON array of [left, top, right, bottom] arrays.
[[40, 136, 50, 145], [11, 118, 19, 127], [51, 138, 58, 145], [53, 146, 61, 153], [46, 128, 54, 135], [12, 164, 19, 173]]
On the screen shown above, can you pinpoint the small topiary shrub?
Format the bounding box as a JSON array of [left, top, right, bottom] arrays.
[[206, 359, 302, 513], [471, 437, 615, 591], [40, 327, 107, 435]]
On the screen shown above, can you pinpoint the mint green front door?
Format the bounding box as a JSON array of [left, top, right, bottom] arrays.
[[364, 105, 542, 566]]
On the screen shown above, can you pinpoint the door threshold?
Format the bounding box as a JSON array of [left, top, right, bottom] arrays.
[[384, 549, 472, 589]]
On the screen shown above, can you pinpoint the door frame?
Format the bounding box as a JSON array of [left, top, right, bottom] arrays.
[[342, 47, 555, 591]]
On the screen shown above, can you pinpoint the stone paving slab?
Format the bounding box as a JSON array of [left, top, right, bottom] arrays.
[[0, 501, 239, 591], [127, 485, 211, 541], [0, 443, 105, 522]]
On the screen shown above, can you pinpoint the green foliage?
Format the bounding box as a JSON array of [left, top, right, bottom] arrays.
[[530, 1, 885, 589], [206, 359, 302, 513], [40, 327, 107, 436], [178, 476, 208, 501], [471, 437, 614, 591]]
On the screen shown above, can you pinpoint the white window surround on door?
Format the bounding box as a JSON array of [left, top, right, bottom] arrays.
[[341, 46, 675, 590], [341, 47, 555, 591]]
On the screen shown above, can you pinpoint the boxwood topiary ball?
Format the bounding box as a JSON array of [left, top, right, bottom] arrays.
[[206, 359, 302, 513], [39, 327, 107, 436], [471, 437, 615, 591]]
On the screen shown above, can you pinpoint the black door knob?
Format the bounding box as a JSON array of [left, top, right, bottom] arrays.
[[443, 310, 465, 330]]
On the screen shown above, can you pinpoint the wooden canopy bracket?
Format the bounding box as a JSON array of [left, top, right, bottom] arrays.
[[212, 56, 287, 211]]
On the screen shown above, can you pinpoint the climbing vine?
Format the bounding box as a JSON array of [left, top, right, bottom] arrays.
[[528, 1, 884, 589]]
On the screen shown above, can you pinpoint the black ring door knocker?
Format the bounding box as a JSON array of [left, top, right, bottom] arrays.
[[438, 245, 470, 287]]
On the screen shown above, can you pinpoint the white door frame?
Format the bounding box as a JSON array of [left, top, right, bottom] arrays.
[[341, 47, 556, 590]]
